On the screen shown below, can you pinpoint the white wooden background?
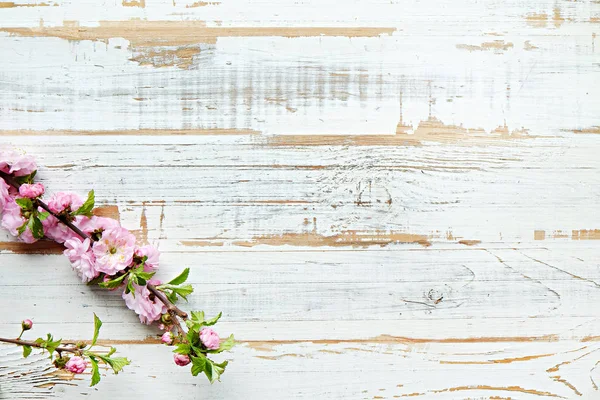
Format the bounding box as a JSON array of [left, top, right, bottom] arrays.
[[0, 0, 599, 399]]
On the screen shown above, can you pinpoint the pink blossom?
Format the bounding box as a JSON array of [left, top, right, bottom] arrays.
[[79, 216, 120, 236], [21, 319, 33, 330], [43, 215, 89, 244], [65, 356, 87, 374], [18, 183, 45, 199], [122, 279, 167, 325], [0, 199, 38, 243], [92, 226, 136, 275], [135, 245, 160, 271], [200, 328, 220, 350], [173, 354, 191, 366], [46, 191, 84, 214], [0, 148, 37, 177], [161, 332, 174, 345], [0, 179, 10, 213], [64, 238, 98, 283], [38, 192, 88, 243]]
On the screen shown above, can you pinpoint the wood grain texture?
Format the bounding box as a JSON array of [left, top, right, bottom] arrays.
[[0, 0, 599, 398]]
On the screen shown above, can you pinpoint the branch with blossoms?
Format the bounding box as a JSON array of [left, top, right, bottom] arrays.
[[0, 315, 129, 386], [0, 148, 234, 383]]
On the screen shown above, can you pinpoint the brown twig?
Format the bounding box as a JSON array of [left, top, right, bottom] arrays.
[[0, 337, 79, 354], [0, 169, 189, 332], [147, 284, 188, 319]]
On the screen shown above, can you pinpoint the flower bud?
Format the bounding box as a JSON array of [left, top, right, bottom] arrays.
[[200, 327, 220, 350], [76, 341, 87, 349], [53, 356, 69, 369], [174, 354, 191, 366], [19, 183, 45, 199], [21, 319, 33, 331], [161, 332, 174, 345], [160, 314, 172, 324], [65, 356, 87, 374]]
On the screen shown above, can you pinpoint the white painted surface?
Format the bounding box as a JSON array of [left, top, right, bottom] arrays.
[[0, 0, 599, 398]]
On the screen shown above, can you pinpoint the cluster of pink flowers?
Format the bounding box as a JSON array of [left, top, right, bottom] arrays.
[[1, 148, 232, 375], [0, 148, 165, 326]]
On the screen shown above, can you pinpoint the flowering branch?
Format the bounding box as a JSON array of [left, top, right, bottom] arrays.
[[0, 148, 234, 383], [0, 337, 79, 354], [0, 316, 130, 387]]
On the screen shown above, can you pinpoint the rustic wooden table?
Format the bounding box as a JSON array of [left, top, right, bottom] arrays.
[[0, 1, 599, 399]]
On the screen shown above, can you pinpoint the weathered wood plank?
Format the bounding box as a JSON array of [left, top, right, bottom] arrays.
[[0, 0, 599, 398]]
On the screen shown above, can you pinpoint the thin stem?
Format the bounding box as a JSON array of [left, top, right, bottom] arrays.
[[0, 337, 79, 354], [170, 311, 187, 341]]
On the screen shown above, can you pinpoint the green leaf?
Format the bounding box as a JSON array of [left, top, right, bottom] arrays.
[[204, 312, 222, 327], [106, 347, 116, 357], [14, 170, 36, 185], [72, 190, 95, 217], [173, 343, 191, 355], [96, 355, 130, 374], [167, 291, 178, 304], [36, 334, 62, 359], [190, 356, 206, 377], [204, 359, 227, 383], [22, 345, 32, 358], [15, 198, 33, 210], [37, 211, 50, 221], [17, 220, 28, 235], [168, 268, 190, 285], [214, 334, 236, 353], [29, 216, 44, 239], [173, 285, 194, 300], [98, 273, 128, 289], [191, 311, 205, 324], [89, 357, 101, 387], [186, 328, 199, 345], [91, 313, 102, 347]]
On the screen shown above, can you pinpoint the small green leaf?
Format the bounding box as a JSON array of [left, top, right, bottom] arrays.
[[168, 268, 190, 285], [17, 220, 28, 235], [29, 216, 44, 239], [36, 334, 62, 359], [98, 273, 127, 289], [14, 170, 36, 185], [91, 313, 102, 347], [203, 360, 215, 383], [157, 284, 194, 301], [167, 291, 178, 304], [106, 347, 116, 357], [191, 311, 205, 324], [96, 355, 130, 374], [173, 343, 191, 355], [186, 328, 199, 345], [37, 211, 50, 221], [190, 356, 206, 377], [136, 271, 155, 281], [22, 345, 32, 358], [204, 358, 227, 383], [214, 334, 235, 353], [204, 312, 222, 327], [72, 190, 95, 217], [89, 357, 101, 387], [15, 198, 33, 210]]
